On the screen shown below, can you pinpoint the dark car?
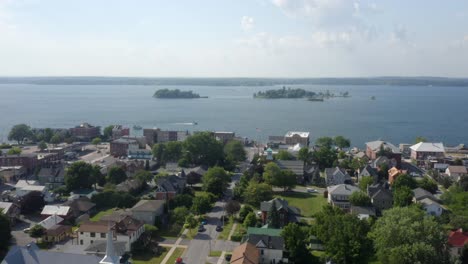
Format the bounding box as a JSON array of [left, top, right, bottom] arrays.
[[215, 225, 223, 232], [198, 225, 205, 232], [201, 220, 207, 225]]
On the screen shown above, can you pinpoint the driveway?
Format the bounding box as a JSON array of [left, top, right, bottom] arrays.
[[11, 220, 36, 247]]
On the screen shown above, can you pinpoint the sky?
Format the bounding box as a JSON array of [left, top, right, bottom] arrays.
[[1, 0, 468, 77]]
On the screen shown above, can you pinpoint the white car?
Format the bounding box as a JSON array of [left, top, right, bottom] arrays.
[[306, 188, 318, 193]]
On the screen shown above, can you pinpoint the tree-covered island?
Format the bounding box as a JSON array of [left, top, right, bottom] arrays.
[[253, 86, 350, 100], [153, 89, 207, 98]]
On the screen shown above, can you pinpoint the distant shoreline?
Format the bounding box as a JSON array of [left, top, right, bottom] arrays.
[[1, 76, 468, 87]]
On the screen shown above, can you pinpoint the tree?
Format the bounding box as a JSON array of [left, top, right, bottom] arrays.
[[183, 132, 224, 167], [7, 147, 21, 155], [134, 170, 152, 183], [152, 143, 166, 164], [393, 186, 414, 207], [91, 191, 138, 209], [281, 223, 313, 263], [316, 137, 334, 148], [29, 224, 45, 238], [244, 182, 273, 207], [103, 125, 114, 140], [184, 213, 198, 229], [459, 175, 468, 192], [239, 205, 254, 222], [50, 134, 62, 146], [0, 211, 12, 252], [20, 191, 45, 214], [369, 207, 450, 264], [91, 137, 102, 149], [312, 146, 337, 169], [43, 128, 54, 143], [225, 200, 241, 216], [298, 147, 312, 166], [349, 191, 372, 206], [267, 202, 280, 228], [378, 164, 389, 182], [359, 176, 374, 191], [202, 167, 230, 196], [392, 173, 417, 189], [164, 141, 183, 162], [38, 140, 48, 151], [275, 150, 294, 160], [170, 194, 194, 209], [107, 166, 127, 184], [191, 196, 212, 215], [224, 140, 246, 163], [8, 124, 32, 144], [315, 205, 372, 264], [65, 161, 100, 190], [418, 177, 438, 194], [171, 206, 190, 225], [415, 136, 427, 143], [243, 212, 257, 228], [334, 136, 351, 149], [263, 162, 283, 185]]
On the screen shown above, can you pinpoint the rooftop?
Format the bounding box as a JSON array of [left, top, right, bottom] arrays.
[[41, 205, 70, 216], [447, 165, 467, 174], [131, 199, 165, 212], [247, 227, 282, 237], [38, 215, 64, 230], [327, 184, 360, 195], [448, 229, 468, 248], [410, 142, 445, 153], [230, 242, 260, 264], [285, 131, 310, 138], [366, 140, 401, 154]]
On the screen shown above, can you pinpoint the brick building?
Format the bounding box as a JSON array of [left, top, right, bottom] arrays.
[[69, 123, 100, 141]]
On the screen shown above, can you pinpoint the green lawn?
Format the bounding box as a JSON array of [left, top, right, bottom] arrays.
[[132, 247, 170, 264], [275, 191, 327, 217], [217, 218, 234, 240], [90, 208, 115, 222], [166, 248, 185, 264], [209, 251, 223, 257]]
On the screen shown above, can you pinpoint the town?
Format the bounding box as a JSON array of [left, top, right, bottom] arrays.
[[0, 123, 467, 264]]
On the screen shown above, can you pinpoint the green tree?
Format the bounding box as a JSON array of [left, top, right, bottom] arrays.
[[239, 205, 254, 222], [7, 147, 21, 155], [392, 174, 417, 189], [369, 207, 450, 264], [65, 161, 101, 190], [267, 202, 280, 228], [169, 194, 194, 209], [275, 150, 294, 160], [8, 124, 32, 145], [418, 177, 438, 194], [202, 167, 230, 196], [152, 143, 166, 164], [244, 182, 273, 207], [164, 141, 183, 162], [107, 166, 127, 184], [243, 212, 257, 228], [171, 206, 190, 225], [103, 125, 114, 140], [0, 211, 12, 252], [281, 223, 313, 263], [359, 176, 374, 192], [298, 147, 312, 166], [349, 191, 372, 206], [268, 169, 296, 192], [43, 128, 54, 143], [393, 186, 413, 207], [459, 175, 468, 192], [191, 195, 212, 215], [91, 137, 102, 149], [316, 136, 334, 148], [50, 134, 62, 146], [134, 170, 152, 183], [415, 136, 427, 143], [334, 136, 351, 149], [38, 140, 48, 151], [312, 146, 338, 169], [263, 162, 283, 185], [29, 224, 45, 238], [225, 200, 241, 216], [224, 140, 246, 163], [183, 132, 224, 166], [184, 213, 198, 229], [315, 205, 372, 264]]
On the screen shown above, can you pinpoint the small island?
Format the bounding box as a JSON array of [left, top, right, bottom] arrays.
[[253, 87, 316, 99], [153, 89, 207, 99]]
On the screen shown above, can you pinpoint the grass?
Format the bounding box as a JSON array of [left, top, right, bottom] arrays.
[[217, 217, 234, 240], [209, 250, 223, 257], [132, 247, 170, 264], [90, 208, 115, 222], [166, 248, 185, 264], [158, 226, 183, 238], [275, 191, 327, 217]]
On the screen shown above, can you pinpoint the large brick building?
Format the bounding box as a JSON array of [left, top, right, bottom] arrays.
[[69, 123, 100, 141], [0, 154, 39, 172]]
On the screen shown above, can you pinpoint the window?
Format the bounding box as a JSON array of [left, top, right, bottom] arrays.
[[90, 232, 95, 237], [80, 232, 83, 235], [261, 250, 264, 255], [90, 240, 93, 244], [100, 233, 106, 238], [80, 240, 83, 245]]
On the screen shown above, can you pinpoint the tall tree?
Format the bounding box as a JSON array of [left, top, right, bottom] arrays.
[[91, 137, 102, 149], [7, 147, 21, 155], [267, 202, 280, 228], [263, 162, 283, 185], [38, 140, 48, 151], [275, 150, 294, 160], [415, 136, 428, 143], [191, 196, 212, 215], [349, 191, 372, 206], [225, 200, 241, 216], [224, 140, 246, 163], [298, 147, 312, 166], [392, 174, 417, 189], [202, 166, 230, 196], [107, 166, 127, 184], [369, 207, 450, 264], [0, 211, 12, 252], [359, 176, 374, 192], [243, 212, 257, 228], [281, 223, 314, 264], [43, 128, 54, 143], [244, 182, 273, 207], [334, 136, 351, 149], [103, 125, 114, 140], [152, 143, 166, 164], [183, 132, 224, 166], [316, 137, 334, 148], [50, 134, 62, 146], [164, 141, 183, 162], [312, 146, 338, 169], [8, 124, 32, 144], [65, 161, 101, 190], [393, 186, 414, 207]]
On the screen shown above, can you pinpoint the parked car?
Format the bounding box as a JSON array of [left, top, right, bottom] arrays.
[[198, 225, 205, 232], [201, 220, 207, 225], [175, 257, 184, 264], [216, 225, 223, 232], [307, 188, 318, 193]]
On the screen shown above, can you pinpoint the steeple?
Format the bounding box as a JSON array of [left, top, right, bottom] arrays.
[[100, 229, 120, 264]]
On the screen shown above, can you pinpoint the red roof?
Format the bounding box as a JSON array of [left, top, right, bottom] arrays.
[[448, 229, 468, 247]]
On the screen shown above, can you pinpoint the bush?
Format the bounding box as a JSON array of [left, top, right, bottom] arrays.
[[91, 191, 138, 209], [230, 234, 243, 242]]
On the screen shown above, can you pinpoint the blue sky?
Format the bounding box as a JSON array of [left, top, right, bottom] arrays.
[[1, 0, 468, 77]]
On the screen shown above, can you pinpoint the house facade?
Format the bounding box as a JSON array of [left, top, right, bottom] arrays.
[[69, 123, 100, 141], [365, 140, 402, 168], [284, 131, 309, 146], [327, 184, 360, 210], [325, 167, 352, 186], [367, 184, 393, 211], [410, 142, 445, 163], [130, 200, 165, 225], [448, 229, 468, 259], [0, 202, 20, 225], [260, 198, 300, 227], [445, 165, 467, 181], [243, 228, 287, 264], [155, 175, 186, 200]]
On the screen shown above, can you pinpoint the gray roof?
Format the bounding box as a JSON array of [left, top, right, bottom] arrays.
[[131, 199, 165, 212], [327, 184, 360, 196], [2, 244, 102, 264], [37, 165, 65, 179], [359, 165, 378, 178], [371, 188, 393, 201], [156, 175, 184, 192], [84, 240, 126, 256], [275, 160, 304, 175], [371, 156, 390, 168], [325, 167, 351, 186], [246, 234, 284, 251], [350, 206, 376, 216], [260, 198, 300, 215], [183, 166, 207, 176], [412, 187, 438, 201], [366, 140, 401, 154]]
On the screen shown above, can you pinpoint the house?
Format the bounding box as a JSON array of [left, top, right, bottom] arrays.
[[182, 166, 207, 185], [41, 205, 72, 220], [38, 215, 71, 243], [155, 175, 186, 200], [14, 180, 53, 202], [448, 229, 468, 258], [36, 163, 66, 189], [388, 167, 407, 184], [358, 165, 378, 183], [275, 160, 309, 184], [0, 202, 20, 225], [350, 205, 376, 220], [0, 166, 25, 183], [327, 184, 360, 210], [434, 163, 449, 173], [77, 215, 145, 251], [325, 167, 352, 186], [445, 165, 467, 181], [260, 198, 300, 227], [244, 232, 286, 264], [367, 184, 393, 211], [412, 187, 438, 202], [116, 179, 144, 193], [371, 156, 390, 169], [62, 197, 96, 218], [38, 214, 64, 229], [214, 131, 235, 144], [69, 123, 100, 141], [129, 200, 165, 225], [110, 137, 140, 157], [231, 242, 260, 264], [419, 198, 445, 216], [410, 142, 445, 163], [365, 140, 402, 168], [285, 131, 309, 146]]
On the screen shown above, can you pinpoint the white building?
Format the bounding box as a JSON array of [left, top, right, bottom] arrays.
[[327, 184, 360, 210], [419, 198, 445, 217], [445, 165, 467, 181], [284, 131, 310, 146]]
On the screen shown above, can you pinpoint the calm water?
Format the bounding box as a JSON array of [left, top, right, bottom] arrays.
[[1, 84, 467, 147]]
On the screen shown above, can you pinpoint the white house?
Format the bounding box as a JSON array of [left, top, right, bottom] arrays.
[[419, 198, 445, 216], [445, 165, 467, 181], [245, 234, 285, 264], [327, 184, 360, 210]]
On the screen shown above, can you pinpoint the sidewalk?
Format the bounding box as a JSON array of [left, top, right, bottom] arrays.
[[160, 229, 189, 264]]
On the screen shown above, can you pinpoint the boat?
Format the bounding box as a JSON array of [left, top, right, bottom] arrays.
[[193, 122, 198, 125], [307, 98, 324, 102], [371, 96, 376, 100], [133, 125, 142, 130]]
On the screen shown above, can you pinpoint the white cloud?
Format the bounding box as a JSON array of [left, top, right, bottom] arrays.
[[241, 16, 254, 31], [312, 31, 352, 48]]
